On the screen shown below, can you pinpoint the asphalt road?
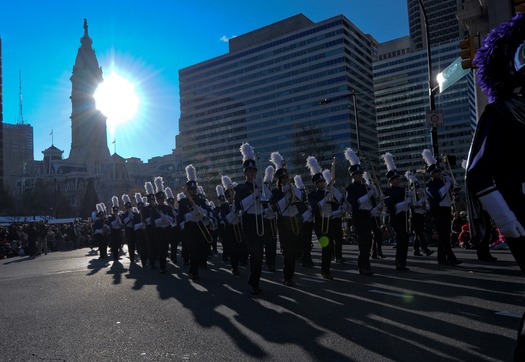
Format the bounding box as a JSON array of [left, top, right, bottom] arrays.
[[0, 242, 523, 361]]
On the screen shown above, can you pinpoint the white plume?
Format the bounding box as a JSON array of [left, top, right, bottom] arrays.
[[165, 187, 174, 199], [216, 185, 225, 197], [269, 151, 284, 170], [306, 156, 322, 176], [177, 192, 186, 201], [197, 185, 205, 195], [405, 170, 417, 185], [323, 169, 332, 185], [421, 149, 437, 167], [132, 207, 139, 213], [294, 175, 305, 189], [240, 142, 255, 161], [264, 166, 275, 184], [122, 194, 131, 204], [96, 203, 104, 213], [100, 203, 107, 213], [232, 182, 238, 188], [154, 176, 165, 194], [134, 192, 142, 204], [344, 147, 360, 166], [141, 197, 148, 206], [221, 175, 233, 189], [111, 196, 119, 208], [185, 164, 197, 182], [144, 181, 154, 195], [461, 159, 468, 170], [382, 152, 396, 172]]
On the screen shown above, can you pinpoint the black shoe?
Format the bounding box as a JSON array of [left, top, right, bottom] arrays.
[[267, 265, 276, 272], [321, 272, 334, 280], [396, 265, 409, 271], [449, 259, 462, 266], [478, 255, 498, 262], [413, 251, 422, 256], [359, 268, 374, 276], [371, 253, 379, 260], [424, 249, 434, 256], [335, 258, 346, 263], [249, 283, 261, 294], [160, 269, 167, 274], [232, 268, 240, 275], [379, 254, 387, 259], [302, 260, 315, 267], [283, 279, 296, 287]]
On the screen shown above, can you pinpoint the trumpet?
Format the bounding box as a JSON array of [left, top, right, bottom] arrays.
[[321, 157, 336, 234], [254, 152, 265, 237], [185, 188, 214, 244]]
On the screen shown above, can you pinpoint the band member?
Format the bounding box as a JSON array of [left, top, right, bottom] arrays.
[[322, 167, 346, 264], [344, 148, 374, 275], [165, 186, 180, 264], [121, 194, 136, 262], [306, 156, 334, 280], [382, 152, 410, 271], [178, 165, 212, 280], [362, 171, 385, 259], [151, 176, 176, 273], [235, 142, 266, 294], [93, 203, 109, 259], [218, 176, 244, 275], [108, 196, 124, 261], [177, 192, 190, 265], [143, 181, 158, 269], [405, 171, 433, 257], [263, 165, 278, 272], [294, 174, 315, 267], [269, 151, 303, 286], [422, 150, 461, 266], [133, 193, 148, 266]]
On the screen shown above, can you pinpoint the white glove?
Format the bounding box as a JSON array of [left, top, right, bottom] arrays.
[[479, 191, 525, 238], [443, 175, 452, 189]]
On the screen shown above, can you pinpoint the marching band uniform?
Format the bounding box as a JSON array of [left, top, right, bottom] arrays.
[[165, 187, 180, 264], [108, 196, 124, 261], [422, 150, 461, 266], [269, 152, 303, 286], [93, 203, 109, 259], [133, 193, 148, 266], [344, 148, 374, 275], [294, 175, 315, 267], [143, 182, 158, 269], [235, 142, 265, 294], [382, 153, 410, 271], [151, 176, 176, 273], [177, 192, 190, 266], [323, 168, 346, 264], [306, 156, 334, 280], [405, 171, 433, 257], [363, 171, 385, 260], [262, 165, 278, 272], [177, 165, 211, 280], [121, 194, 137, 262]]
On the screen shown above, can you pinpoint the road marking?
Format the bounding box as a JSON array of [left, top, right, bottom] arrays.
[[496, 311, 523, 319], [369, 289, 408, 298]]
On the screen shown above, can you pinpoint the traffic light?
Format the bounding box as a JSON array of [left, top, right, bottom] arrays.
[[459, 36, 475, 70], [514, 0, 525, 13]]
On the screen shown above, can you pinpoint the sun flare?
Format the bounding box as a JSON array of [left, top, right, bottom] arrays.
[[94, 71, 139, 130]]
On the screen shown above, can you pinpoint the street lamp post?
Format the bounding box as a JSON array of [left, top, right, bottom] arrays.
[[321, 91, 361, 154], [417, 0, 439, 157]]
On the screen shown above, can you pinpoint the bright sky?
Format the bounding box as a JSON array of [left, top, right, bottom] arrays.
[[0, 0, 408, 162]]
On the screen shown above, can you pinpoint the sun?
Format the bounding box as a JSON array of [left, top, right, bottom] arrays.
[[94, 71, 139, 130]]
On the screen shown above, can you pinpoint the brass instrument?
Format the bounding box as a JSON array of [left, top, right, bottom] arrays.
[[185, 188, 214, 243], [254, 152, 265, 237], [226, 184, 243, 243], [282, 159, 300, 236], [321, 157, 336, 234]]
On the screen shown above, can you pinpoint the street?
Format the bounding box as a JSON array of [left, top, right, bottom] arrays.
[[0, 243, 523, 361]]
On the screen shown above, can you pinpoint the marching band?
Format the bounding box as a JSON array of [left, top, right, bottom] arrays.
[[90, 145, 467, 293]]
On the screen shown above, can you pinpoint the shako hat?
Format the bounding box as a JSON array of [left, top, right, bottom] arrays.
[[382, 152, 400, 180], [240, 142, 257, 172], [144, 181, 156, 201], [165, 187, 175, 203], [154, 176, 166, 199], [111, 196, 119, 211], [270, 151, 287, 179], [122, 194, 132, 208], [344, 147, 363, 175], [306, 156, 325, 184], [185, 164, 198, 189], [422, 149, 441, 175]]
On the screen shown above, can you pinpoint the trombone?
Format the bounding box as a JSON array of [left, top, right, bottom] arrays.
[[321, 157, 336, 234], [186, 188, 214, 244]]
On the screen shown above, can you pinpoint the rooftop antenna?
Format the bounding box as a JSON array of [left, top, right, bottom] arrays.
[[17, 70, 25, 125]]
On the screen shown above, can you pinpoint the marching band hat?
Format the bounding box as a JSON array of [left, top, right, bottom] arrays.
[[422, 149, 441, 175], [344, 148, 363, 175], [382, 152, 400, 181], [386, 169, 400, 180], [240, 142, 257, 172], [185, 164, 198, 189], [306, 156, 325, 184], [349, 164, 364, 175]]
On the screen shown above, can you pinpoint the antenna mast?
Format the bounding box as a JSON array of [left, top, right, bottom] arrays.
[[17, 70, 24, 125]]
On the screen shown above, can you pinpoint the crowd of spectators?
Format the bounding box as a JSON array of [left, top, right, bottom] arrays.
[[0, 220, 93, 259]]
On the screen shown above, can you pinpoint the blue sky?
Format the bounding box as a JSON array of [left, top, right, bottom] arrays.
[[1, 0, 408, 162]]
